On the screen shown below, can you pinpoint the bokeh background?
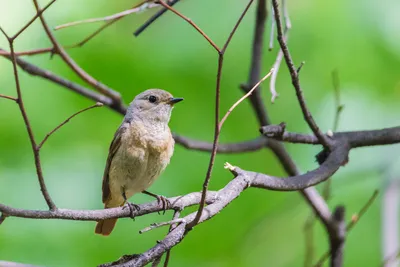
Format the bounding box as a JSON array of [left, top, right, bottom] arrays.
[[1, 0, 400, 266]]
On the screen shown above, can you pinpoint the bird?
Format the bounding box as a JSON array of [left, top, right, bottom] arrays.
[[95, 89, 183, 236]]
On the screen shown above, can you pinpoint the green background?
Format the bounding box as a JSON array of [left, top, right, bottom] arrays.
[[1, 0, 399, 266]]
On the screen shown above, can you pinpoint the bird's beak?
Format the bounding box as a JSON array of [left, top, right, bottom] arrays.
[[168, 97, 184, 105]]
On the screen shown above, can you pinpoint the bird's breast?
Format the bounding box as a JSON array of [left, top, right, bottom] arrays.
[[108, 123, 174, 200]]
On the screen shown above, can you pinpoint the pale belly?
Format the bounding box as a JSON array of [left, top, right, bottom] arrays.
[[107, 135, 173, 206]]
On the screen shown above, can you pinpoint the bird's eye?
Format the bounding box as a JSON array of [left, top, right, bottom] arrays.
[[148, 95, 157, 103]]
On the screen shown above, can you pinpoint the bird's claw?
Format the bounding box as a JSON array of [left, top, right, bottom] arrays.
[[123, 202, 140, 219], [155, 195, 171, 215]]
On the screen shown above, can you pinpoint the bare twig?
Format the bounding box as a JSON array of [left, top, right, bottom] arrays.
[[0, 47, 55, 57], [54, 4, 159, 31], [0, 94, 18, 101], [140, 218, 186, 234], [37, 102, 103, 150], [220, 68, 274, 126], [347, 190, 379, 231]]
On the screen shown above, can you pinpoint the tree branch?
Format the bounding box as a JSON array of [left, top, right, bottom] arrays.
[[271, 0, 332, 150], [32, 0, 122, 102]]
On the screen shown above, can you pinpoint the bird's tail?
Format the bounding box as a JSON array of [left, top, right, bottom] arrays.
[[95, 218, 118, 236]]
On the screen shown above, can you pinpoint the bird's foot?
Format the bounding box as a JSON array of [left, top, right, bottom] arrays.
[[123, 202, 140, 219], [155, 195, 171, 215], [142, 191, 171, 214]]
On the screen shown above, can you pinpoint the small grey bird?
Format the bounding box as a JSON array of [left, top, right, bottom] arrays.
[[95, 89, 183, 236]]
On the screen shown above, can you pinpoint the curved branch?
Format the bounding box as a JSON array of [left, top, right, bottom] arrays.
[[240, 143, 350, 191]]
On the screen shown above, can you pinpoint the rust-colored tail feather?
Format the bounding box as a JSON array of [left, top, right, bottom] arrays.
[[95, 218, 118, 236]]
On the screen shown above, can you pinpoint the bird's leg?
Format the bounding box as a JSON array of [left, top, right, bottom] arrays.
[[142, 190, 171, 214], [122, 189, 140, 219]]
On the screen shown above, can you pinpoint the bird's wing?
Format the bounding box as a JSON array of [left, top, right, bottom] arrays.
[[102, 124, 126, 203]]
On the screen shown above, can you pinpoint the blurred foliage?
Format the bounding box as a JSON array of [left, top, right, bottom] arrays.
[[0, 0, 399, 266]]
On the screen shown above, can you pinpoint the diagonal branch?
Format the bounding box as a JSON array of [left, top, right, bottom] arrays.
[[271, 0, 332, 150], [37, 102, 103, 150], [31, 0, 122, 102]]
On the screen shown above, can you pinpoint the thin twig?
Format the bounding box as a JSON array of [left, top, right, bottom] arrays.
[[140, 218, 186, 234], [37, 102, 103, 150], [347, 190, 379, 232], [0, 94, 18, 101], [0, 47, 55, 57], [297, 61, 305, 73], [220, 68, 274, 126], [156, 0, 220, 52], [54, 4, 159, 31], [271, 0, 333, 150]]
